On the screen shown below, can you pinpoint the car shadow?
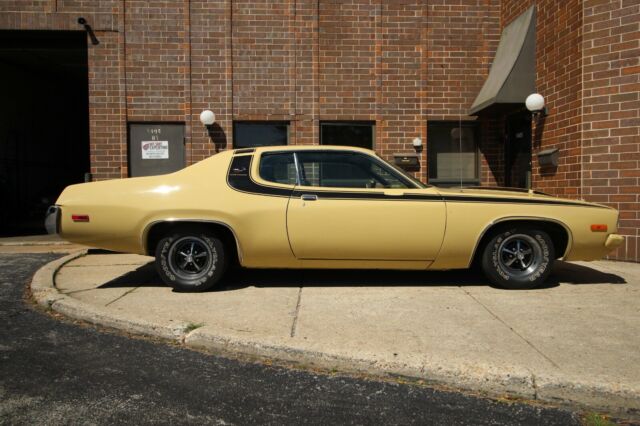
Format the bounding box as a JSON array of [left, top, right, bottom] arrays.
[[98, 260, 626, 292], [548, 261, 626, 285]]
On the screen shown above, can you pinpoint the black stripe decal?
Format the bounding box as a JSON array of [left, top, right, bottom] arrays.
[[441, 195, 605, 208], [227, 155, 607, 208], [290, 190, 441, 201], [227, 155, 293, 197], [234, 148, 255, 154]]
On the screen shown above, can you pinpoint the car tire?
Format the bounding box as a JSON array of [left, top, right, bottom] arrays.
[[480, 227, 554, 290], [155, 227, 227, 292]]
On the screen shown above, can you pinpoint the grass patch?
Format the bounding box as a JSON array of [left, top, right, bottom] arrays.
[[184, 322, 205, 333], [582, 413, 615, 426]]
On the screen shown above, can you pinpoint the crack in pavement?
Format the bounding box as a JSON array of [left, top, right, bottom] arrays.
[[63, 263, 152, 268], [290, 287, 303, 338], [104, 287, 140, 307], [461, 288, 561, 370], [61, 287, 104, 295]]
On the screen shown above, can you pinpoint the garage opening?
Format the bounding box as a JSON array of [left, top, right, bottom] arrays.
[[0, 30, 90, 236]]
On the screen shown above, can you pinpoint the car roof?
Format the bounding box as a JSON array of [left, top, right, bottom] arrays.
[[236, 145, 377, 155]]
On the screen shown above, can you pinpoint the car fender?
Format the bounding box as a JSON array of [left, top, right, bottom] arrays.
[[467, 215, 574, 267], [140, 216, 244, 264]]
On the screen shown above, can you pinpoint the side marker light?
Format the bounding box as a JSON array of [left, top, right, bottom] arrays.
[[72, 215, 90, 222]]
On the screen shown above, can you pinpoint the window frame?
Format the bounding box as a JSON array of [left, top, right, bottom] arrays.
[[232, 121, 290, 149], [292, 150, 419, 190], [427, 121, 480, 187], [254, 149, 424, 190], [257, 151, 300, 186], [319, 121, 376, 150]]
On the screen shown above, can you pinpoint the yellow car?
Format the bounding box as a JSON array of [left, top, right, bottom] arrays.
[[46, 146, 624, 291]]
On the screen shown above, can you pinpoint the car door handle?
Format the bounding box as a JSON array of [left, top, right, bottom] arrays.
[[301, 194, 318, 201]]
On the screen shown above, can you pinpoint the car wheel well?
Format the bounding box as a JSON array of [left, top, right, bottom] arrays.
[[146, 221, 240, 267], [473, 219, 569, 265]]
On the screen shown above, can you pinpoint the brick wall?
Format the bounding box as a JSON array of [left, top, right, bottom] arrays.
[[190, 0, 231, 162], [377, 1, 426, 180], [0, 0, 499, 186], [500, 0, 640, 261], [124, 1, 188, 122], [318, 0, 376, 121], [581, 0, 640, 261], [88, 31, 125, 180], [4, 0, 636, 260], [233, 0, 293, 120], [502, 0, 583, 199], [427, 0, 501, 185]]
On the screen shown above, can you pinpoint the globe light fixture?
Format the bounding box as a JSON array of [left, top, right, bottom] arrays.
[[199, 110, 216, 126], [525, 93, 547, 116], [412, 137, 422, 149], [200, 110, 216, 141]]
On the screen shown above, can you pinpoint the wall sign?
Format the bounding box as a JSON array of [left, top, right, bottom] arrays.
[[128, 123, 185, 177], [141, 140, 169, 159]]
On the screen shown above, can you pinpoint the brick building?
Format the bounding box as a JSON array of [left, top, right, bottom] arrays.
[[0, 0, 638, 261]]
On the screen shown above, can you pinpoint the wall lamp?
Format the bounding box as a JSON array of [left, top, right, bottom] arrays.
[[77, 17, 99, 45], [199, 110, 216, 139], [526, 93, 547, 117], [412, 137, 423, 153]]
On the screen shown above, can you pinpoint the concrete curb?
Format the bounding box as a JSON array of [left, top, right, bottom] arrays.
[[30, 255, 640, 417], [183, 328, 640, 415], [1, 241, 72, 246], [184, 327, 537, 398], [30, 250, 188, 341], [31, 250, 88, 308]]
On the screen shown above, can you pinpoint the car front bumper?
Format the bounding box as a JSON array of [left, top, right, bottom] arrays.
[[605, 233, 624, 249]]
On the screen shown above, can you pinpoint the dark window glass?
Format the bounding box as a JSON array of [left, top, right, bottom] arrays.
[[258, 153, 297, 185], [234, 122, 289, 148], [427, 122, 479, 186], [320, 122, 374, 149], [296, 151, 410, 189]]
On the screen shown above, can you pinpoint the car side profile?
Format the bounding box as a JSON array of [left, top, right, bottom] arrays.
[[47, 146, 624, 291]]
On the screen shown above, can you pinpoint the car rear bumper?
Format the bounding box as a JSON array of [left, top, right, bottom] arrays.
[[45, 205, 61, 235], [605, 233, 624, 249]]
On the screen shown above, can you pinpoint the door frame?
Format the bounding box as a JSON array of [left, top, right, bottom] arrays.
[[504, 111, 533, 189]]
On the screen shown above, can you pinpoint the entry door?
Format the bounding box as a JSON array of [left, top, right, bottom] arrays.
[[129, 123, 185, 177], [505, 113, 532, 188], [286, 151, 446, 261]]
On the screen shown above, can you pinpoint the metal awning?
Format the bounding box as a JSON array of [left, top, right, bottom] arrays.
[[469, 6, 536, 116]]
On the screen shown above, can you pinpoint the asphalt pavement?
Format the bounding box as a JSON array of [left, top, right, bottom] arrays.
[[0, 253, 583, 425]]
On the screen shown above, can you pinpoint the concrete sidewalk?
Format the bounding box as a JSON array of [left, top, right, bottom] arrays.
[[32, 250, 640, 416]]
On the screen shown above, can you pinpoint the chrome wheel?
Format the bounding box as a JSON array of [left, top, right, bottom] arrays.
[[167, 236, 214, 281], [497, 234, 542, 277]]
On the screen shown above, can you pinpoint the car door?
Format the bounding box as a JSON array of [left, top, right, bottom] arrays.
[[228, 150, 299, 267], [286, 150, 446, 261]]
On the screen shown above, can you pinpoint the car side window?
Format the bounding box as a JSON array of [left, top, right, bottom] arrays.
[[258, 153, 297, 185], [296, 152, 410, 189]]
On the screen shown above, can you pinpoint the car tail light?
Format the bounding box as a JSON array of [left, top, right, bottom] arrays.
[[72, 214, 90, 222], [590, 224, 607, 232]]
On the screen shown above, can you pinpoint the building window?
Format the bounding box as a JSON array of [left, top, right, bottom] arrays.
[[233, 121, 289, 148], [427, 121, 479, 187], [320, 121, 374, 149]]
